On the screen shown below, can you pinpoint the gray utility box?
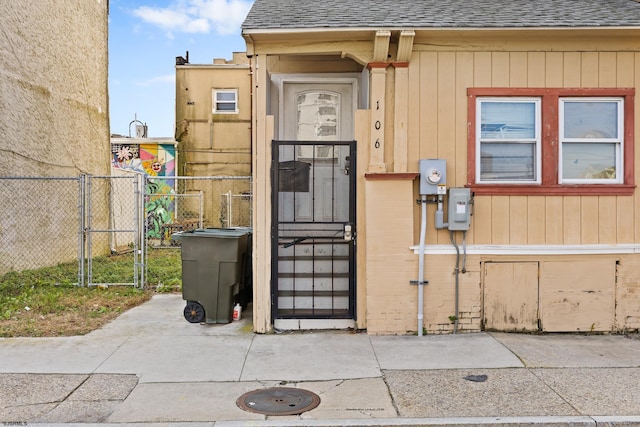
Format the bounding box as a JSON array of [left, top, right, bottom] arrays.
[[172, 228, 252, 324]]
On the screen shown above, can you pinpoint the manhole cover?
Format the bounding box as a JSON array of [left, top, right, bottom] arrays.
[[236, 387, 320, 415]]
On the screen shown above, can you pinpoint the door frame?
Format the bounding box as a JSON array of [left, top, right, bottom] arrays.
[[270, 74, 360, 329]]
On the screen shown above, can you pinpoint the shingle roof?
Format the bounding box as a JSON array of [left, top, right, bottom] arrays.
[[242, 0, 640, 30]]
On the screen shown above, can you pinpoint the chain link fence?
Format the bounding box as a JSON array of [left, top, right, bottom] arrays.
[[0, 177, 83, 284], [0, 175, 252, 289], [143, 176, 252, 290]]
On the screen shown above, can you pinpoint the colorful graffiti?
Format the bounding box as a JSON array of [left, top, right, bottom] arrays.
[[112, 143, 177, 239], [112, 143, 175, 177]]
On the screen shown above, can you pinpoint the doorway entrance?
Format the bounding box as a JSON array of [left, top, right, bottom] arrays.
[[271, 79, 358, 328]]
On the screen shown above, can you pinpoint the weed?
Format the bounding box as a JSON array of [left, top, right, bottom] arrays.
[[0, 248, 182, 337]]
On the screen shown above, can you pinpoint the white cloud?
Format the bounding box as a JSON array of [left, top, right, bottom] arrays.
[[192, 0, 253, 35], [136, 74, 176, 87], [133, 0, 253, 37]]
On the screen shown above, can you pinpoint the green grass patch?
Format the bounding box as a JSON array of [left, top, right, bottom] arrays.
[[0, 248, 183, 337]]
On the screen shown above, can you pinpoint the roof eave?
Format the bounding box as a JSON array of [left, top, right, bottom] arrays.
[[242, 25, 640, 35]]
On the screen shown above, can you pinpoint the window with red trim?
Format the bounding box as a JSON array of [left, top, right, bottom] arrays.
[[467, 88, 635, 195]]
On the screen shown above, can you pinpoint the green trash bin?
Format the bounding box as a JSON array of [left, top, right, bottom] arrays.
[[172, 228, 251, 324]]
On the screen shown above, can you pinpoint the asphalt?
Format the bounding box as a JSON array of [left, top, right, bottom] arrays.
[[1, 294, 640, 427]]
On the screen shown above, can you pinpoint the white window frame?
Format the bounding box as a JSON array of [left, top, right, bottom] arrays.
[[558, 97, 623, 184], [212, 89, 238, 114], [476, 97, 542, 184]]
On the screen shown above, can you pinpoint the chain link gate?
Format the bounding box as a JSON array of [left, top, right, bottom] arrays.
[[85, 173, 144, 287]]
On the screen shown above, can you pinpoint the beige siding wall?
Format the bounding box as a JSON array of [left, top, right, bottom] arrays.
[[407, 49, 639, 247], [367, 36, 640, 334], [249, 30, 640, 334]]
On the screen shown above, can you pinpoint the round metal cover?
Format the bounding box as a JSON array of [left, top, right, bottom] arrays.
[[236, 387, 320, 415]]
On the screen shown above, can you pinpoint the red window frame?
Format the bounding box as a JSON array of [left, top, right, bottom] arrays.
[[467, 88, 635, 195]]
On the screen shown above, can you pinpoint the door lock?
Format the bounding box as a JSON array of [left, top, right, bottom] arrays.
[[344, 224, 353, 241]]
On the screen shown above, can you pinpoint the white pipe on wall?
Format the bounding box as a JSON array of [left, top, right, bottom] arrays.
[[418, 194, 427, 336]]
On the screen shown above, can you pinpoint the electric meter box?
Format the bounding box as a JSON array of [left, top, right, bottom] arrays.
[[419, 159, 447, 195]]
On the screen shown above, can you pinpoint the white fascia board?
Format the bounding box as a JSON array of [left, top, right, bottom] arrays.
[[176, 64, 249, 70], [410, 244, 640, 255], [242, 27, 390, 35], [242, 26, 640, 36]]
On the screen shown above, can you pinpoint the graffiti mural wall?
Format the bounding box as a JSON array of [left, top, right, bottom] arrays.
[[111, 141, 177, 239]]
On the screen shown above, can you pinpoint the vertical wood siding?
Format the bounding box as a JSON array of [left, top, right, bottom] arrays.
[[411, 50, 638, 245]]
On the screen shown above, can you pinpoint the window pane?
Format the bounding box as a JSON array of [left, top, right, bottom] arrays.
[[216, 102, 236, 111], [481, 102, 535, 139], [216, 92, 236, 101], [480, 142, 536, 181], [563, 101, 618, 139], [296, 92, 339, 141], [562, 143, 616, 179]]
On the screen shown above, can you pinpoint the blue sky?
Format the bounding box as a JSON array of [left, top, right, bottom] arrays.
[[109, 0, 254, 138]]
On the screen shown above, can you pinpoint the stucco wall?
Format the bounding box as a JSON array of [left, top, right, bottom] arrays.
[[175, 54, 252, 177], [0, 1, 110, 176], [174, 56, 253, 228], [0, 1, 110, 271]]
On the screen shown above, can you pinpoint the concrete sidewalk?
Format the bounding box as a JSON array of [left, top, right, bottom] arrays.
[[1, 294, 640, 426]]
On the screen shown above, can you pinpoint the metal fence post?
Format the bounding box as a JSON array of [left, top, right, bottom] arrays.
[[87, 175, 93, 286], [78, 174, 86, 287], [135, 173, 145, 288]]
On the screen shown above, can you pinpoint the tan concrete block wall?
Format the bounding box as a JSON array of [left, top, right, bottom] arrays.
[[364, 179, 416, 334], [423, 257, 482, 334], [363, 179, 483, 335], [365, 252, 418, 334]]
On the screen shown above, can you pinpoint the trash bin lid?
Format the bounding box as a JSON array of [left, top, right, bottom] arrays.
[[172, 227, 251, 240]]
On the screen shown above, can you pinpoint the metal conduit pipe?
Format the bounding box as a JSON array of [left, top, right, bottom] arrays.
[[418, 194, 427, 336], [449, 230, 460, 334]]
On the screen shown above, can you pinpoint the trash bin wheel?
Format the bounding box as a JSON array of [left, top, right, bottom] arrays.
[[184, 301, 205, 323]]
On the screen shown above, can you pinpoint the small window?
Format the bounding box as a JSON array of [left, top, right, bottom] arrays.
[[559, 98, 623, 184], [212, 89, 238, 114], [476, 98, 541, 184]]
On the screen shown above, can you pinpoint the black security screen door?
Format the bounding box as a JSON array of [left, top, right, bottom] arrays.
[[271, 140, 356, 319]]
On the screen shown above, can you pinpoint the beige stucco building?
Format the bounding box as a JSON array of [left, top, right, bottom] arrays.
[[175, 52, 252, 177], [0, 1, 111, 270], [0, 1, 110, 176], [173, 53, 253, 228], [241, 0, 640, 335]]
